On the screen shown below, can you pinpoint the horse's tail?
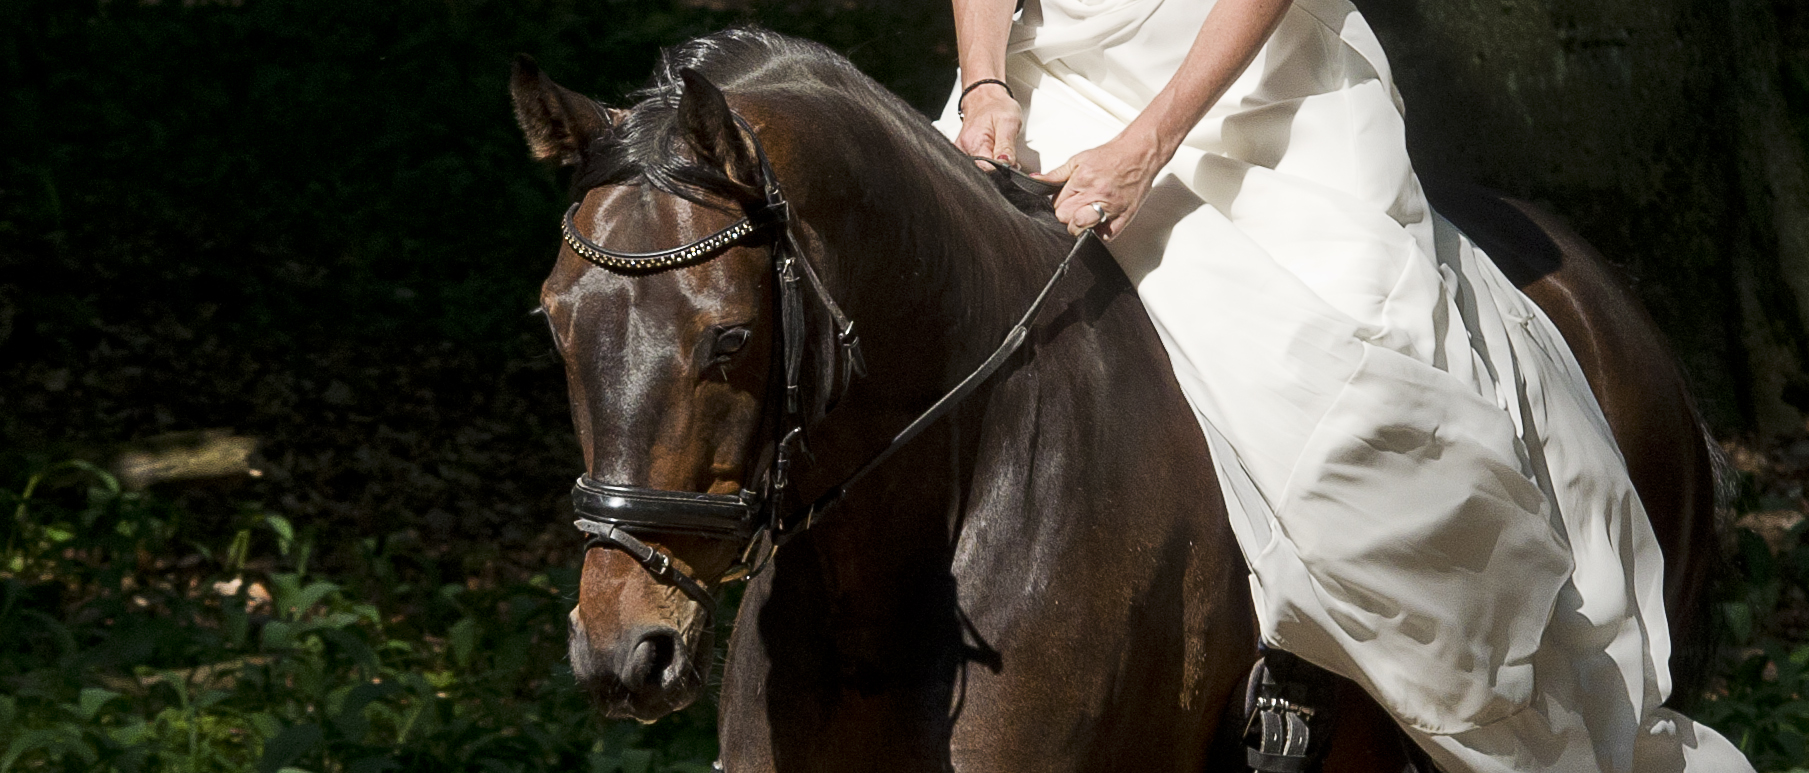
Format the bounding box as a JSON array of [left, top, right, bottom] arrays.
[[1705, 424, 1741, 524], [1668, 404, 1736, 712]]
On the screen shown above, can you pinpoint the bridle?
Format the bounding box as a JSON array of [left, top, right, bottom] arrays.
[[559, 111, 1092, 625]]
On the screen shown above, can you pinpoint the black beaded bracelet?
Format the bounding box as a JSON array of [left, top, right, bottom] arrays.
[[957, 78, 1014, 118]]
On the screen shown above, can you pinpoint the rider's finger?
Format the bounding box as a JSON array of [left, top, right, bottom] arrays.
[[1096, 214, 1119, 240], [988, 119, 1015, 166], [1036, 159, 1075, 184], [1054, 195, 1097, 235]]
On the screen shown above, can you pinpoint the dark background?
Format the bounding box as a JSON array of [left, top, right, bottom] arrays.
[[0, 0, 968, 547], [5, 0, 1809, 540], [4, 0, 1809, 768]]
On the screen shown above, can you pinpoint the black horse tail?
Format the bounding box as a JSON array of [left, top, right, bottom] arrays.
[[1668, 407, 1736, 713]]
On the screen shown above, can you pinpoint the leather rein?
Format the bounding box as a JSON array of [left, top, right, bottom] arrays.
[[561, 114, 1093, 624]]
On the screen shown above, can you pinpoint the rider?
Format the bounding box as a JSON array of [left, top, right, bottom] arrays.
[[940, 1, 1754, 771]]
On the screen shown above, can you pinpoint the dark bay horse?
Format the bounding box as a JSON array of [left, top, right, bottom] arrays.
[[511, 28, 1717, 772]]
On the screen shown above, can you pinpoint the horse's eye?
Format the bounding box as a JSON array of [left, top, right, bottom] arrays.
[[713, 327, 751, 356], [698, 325, 752, 377]]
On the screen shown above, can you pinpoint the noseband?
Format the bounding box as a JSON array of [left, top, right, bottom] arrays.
[[560, 112, 1091, 624]]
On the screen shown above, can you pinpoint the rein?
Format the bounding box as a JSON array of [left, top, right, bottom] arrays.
[[561, 116, 1094, 622]]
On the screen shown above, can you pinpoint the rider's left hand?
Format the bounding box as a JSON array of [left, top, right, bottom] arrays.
[[1036, 128, 1168, 240]]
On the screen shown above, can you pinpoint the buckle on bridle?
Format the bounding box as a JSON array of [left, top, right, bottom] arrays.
[[772, 426, 804, 493], [752, 198, 790, 229]]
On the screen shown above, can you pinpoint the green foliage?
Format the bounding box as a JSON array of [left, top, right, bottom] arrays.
[[1, 464, 719, 772], [1696, 477, 1809, 773]]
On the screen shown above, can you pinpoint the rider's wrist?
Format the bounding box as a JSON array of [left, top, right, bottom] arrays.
[[958, 79, 1015, 118], [1120, 121, 1180, 165]]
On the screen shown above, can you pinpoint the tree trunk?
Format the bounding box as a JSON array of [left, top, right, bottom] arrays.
[[1360, 0, 1809, 434]]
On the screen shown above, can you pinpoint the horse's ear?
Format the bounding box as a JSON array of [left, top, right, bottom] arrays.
[[511, 55, 611, 166], [676, 69, 760, 188]]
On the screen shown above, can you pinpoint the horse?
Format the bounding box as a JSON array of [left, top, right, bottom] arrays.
[[510, 27, 1719, 772]]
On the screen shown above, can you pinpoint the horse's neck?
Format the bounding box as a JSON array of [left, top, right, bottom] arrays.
[[729, 153, 1061, 720], [719, 224, 1253, 771], [816, 169, 1067, 380]]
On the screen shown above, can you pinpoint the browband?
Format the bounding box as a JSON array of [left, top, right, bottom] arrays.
[[560, 199, 789, 273]]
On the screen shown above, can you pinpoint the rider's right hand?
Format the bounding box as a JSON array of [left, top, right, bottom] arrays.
[[954, 85, 1022, 169]]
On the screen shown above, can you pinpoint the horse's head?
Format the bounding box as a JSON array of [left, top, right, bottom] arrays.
[[512, 54, 793, 720], [512, 27, 1046, 723]]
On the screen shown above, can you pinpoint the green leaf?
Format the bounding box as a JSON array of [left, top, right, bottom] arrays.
[[448, 617, 479, 667], [106, 720, 149, 747], [1, 729, 70, 773], [269, 574, 341, 620], [1723, 602, 1754, 644], [226, 603, 251, 648], [264, 514, 296, 555], [620, 748, 653, 773], [257, 724, 322, 773], [315, 612, 360, 630], [248, 712, 281, 740], [227, 528, 253, 570], [349, 757, 398, 773], [350, 603, 380, 625], [63, 460, 121, 497], [195, 688, 231, 710], [262, 620, 296, 650], [331, 681, 398, 742], [318, 627, 379, 674], [75, 687, 120, 721]]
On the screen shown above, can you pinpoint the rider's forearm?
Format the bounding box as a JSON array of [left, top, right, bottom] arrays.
[[952, 0, 1017, 86], [1123, 0, 1292, 159]]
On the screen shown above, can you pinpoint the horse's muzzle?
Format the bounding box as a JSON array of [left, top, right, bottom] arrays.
[[569, 608, 706, 720]]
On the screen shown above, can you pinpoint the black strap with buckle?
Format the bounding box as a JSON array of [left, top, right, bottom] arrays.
[[1244, 648, 1333, 773]]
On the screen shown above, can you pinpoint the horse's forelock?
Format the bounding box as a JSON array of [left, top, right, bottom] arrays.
[[570, 27, 841, 205]]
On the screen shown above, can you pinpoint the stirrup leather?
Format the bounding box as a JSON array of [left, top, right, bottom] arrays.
[[1243, 649, 1331, 773]]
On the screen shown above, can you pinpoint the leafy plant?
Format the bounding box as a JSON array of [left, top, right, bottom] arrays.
[[1, 463, 718, 773], [1696, 478, 1809, 772]]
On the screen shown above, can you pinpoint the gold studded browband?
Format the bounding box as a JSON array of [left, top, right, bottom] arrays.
[[560, 202, 777, 272]]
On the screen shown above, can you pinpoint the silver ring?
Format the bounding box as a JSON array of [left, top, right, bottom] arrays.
[[1089, 202, 1111, 225]]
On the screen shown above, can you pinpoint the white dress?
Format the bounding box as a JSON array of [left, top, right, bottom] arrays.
[[934, 1, 1754, 770]]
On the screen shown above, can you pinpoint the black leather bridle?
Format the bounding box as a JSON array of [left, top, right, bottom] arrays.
[[560, 113, 1091, 624]]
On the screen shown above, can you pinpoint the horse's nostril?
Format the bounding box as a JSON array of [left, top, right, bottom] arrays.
[[623, 628, 679, 689]]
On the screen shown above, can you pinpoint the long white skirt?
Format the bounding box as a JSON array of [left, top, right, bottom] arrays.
[[935, 0, 1751, 770]]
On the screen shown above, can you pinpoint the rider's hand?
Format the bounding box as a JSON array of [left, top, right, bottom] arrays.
[[1037, 127, 1168, 240], [954, 84, 1022, 169]]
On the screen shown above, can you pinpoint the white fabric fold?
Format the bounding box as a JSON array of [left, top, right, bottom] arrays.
[[935, 0, 1754, 769]]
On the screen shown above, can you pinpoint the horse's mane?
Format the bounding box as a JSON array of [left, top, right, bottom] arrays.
[[574, 27, 881, 204], [575, 27, 1070, 362]]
